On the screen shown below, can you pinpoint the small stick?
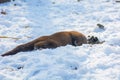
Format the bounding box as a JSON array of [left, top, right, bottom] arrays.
[[0, 36, 20, 40]]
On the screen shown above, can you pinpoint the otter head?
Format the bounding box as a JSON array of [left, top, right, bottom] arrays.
[[34, 39, 58, 50]]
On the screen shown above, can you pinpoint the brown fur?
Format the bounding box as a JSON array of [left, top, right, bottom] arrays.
[[1, 31, 87, 57]]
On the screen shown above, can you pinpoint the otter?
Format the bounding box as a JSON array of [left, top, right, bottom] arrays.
[[1, 31, 87, 57]]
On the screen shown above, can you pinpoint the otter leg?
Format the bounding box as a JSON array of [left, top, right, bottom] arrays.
[[34, 39, 60, 50]]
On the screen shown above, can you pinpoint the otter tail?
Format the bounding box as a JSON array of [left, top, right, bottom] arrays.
[[1, 43, 35, 57]]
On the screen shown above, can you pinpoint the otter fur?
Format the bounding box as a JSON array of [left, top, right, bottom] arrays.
[[1, 31, 87, 57]]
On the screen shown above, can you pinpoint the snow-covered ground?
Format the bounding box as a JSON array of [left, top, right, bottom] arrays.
[[0, 0, 120, 80]]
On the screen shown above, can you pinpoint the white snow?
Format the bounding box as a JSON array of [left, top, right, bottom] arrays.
[[0, 0, 120, 80]]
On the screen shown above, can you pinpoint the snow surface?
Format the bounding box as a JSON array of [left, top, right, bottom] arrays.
[[0, 0, 120, 80]]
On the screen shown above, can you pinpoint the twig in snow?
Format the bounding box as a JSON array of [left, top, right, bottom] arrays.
[[0, 36, 20, 40]]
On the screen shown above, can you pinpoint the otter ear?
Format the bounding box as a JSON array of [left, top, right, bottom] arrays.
[[73, 40, 78, 46], [73, 40, 83, 46]]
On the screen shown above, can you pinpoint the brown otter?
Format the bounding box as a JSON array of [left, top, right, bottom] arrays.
[[1, 31, 87, 57]]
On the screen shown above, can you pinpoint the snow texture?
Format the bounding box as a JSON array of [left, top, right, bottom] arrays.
[[0, 0, 120, 80]]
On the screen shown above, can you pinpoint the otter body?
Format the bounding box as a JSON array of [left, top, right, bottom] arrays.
[[1, 31, 87, 57]]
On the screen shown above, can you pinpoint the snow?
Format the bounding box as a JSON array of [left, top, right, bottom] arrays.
[[0, 0, 120, 80]]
